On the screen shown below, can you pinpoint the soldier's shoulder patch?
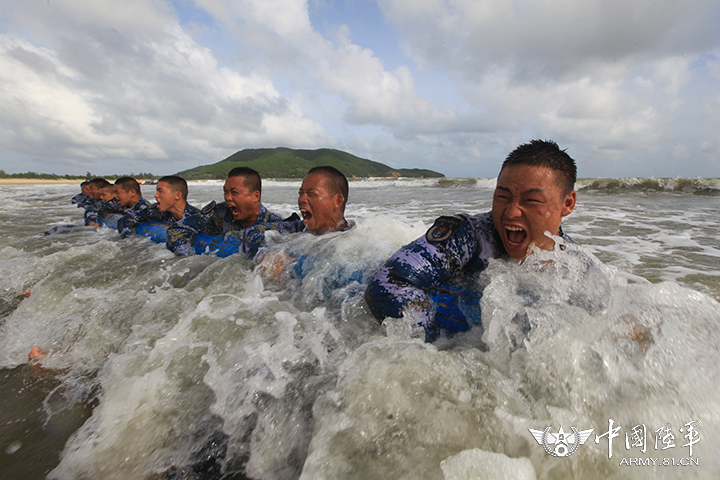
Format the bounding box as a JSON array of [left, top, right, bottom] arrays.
[[201, 200, 216, 215], [426, 216, 463, 243]]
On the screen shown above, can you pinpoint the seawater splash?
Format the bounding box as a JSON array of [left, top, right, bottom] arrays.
[[301, 245, 720, 480], [2, 182, 720, 479], [5, 216, 423, 480]]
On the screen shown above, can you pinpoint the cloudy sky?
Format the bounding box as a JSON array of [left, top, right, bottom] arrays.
[[1, 0, 719, 178]]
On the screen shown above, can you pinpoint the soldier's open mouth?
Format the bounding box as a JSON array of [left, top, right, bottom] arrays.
[[301, 209, 311, 221], [506, 226, 526, 246]]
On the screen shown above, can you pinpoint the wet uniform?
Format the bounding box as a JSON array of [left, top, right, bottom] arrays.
[[166, 202, 284, 256], [125, 197, 153, 214], [242, 218, 314, 259], [72, 193, 92, 206], [117, 202, 200, 239], [241, 216, 358, 260], [77, 197, 101, 225], [364, 212, 573, 340], [84, 197, 152, 226], [84, 199, 123, 226]]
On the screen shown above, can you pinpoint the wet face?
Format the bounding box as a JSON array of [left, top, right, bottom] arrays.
[[88, 183, 102, 199], [114, 185, 137, 208], [298, 172, 345, 234], [81, 184, 91, 196], [100, 187, 117, 202], [224, 176, 260, 225], [154, 181, 181, 213], [491, 164, 576, 260]]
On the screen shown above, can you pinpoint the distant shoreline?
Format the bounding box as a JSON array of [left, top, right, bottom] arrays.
[[0, 179, 155, 185], [2, 176, 718, 186], [0, 178, 80, 185]]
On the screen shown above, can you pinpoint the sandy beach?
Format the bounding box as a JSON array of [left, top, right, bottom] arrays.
[[0, 178, 157, 185], [0, 178, 82, 185]]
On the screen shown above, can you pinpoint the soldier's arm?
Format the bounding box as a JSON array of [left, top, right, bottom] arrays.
[[364, 216, 479, 340], [117, 205, 161, 238], [243, 220, 305, 259]]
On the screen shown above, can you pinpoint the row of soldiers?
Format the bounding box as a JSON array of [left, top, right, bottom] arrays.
[[72, 166, 349, 258], [71, 140, 589, 341]]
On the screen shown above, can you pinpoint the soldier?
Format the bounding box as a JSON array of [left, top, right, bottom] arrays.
[[71, 181, 91, 206], [166, 167, 284, 256], [117, 176, 199, 238], [364, 139, 580, 341], [87, 177, 152, 227], [86, 178, 108, 201], [84, 178, 114, 226], [114, 177, 152, 213], [242, 165, 351, 260]]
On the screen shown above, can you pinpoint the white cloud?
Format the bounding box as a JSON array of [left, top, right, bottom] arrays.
[[0, 0, 718, 177], [378, 0, 718, 80], [195, 0, 462, 135], [370, 0, 720, 176], [0, 0, 332, 174]]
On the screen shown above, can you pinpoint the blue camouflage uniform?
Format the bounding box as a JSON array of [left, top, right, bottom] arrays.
[[365, 212, 575, 340], [125, 197, 153, 214], [84, 198, 123, 226], [241, 216, 355, 260], [77, 197, 101, 224], [84, 197, 152, 226], [242, 218, 310, 259], [166, 202, 284, 256], [72, 193, 89, 205], [77, 195, 103, 219], [117, 202, 200, 239]]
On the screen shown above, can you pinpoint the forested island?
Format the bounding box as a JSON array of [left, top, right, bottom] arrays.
[[177, 147, 443, 179], [1, 148, 443, 180]]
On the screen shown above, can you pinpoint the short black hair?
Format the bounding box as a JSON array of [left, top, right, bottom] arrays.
[[501, 140, 577, 195], [114, 176, 141, 195], [159, 175, 189, 200], [307, 166, 349, 211], [89, 177, 111, 188], [227, 167, 261, 195]]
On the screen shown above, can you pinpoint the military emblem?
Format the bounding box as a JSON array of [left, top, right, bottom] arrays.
[[201, 200, 216, 215], [426, 216, 463, 243], [529, 426, 594, 457]]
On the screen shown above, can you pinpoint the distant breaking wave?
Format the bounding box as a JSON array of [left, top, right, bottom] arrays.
[[199, 176, 720, 194], [577, 177, 720, 194]]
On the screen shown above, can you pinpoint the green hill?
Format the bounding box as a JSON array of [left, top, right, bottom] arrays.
[[176, 147, 444, 179]]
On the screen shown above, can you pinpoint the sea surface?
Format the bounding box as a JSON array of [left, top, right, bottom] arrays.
[[1, 177, 719, 480]]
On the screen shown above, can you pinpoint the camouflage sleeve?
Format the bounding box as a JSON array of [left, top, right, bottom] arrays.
[[84, 200, 106, 225], [364, 215, 480, 340], [267, 211, 285, 222], [84, 207, 99, 226], [117, 206, 162, 238], [166, 224, 195, 256], [76, 196, 96, 208], [99, 199, 124, 215], [205, 204, 228, 235], [256, 204, 286, 224], [129, 198, 152, 213], [165, 210, 212, 255], [243, 220, 305, 259], [183, 204, 201, 219]]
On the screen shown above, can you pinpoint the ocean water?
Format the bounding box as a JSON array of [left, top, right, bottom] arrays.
[[1, 177, 719, 480]]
